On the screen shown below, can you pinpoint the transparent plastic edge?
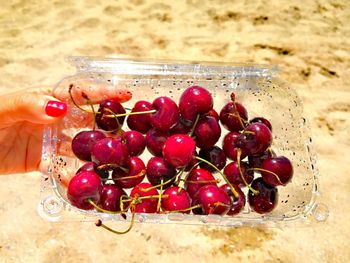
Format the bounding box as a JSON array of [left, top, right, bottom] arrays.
[[66, 56, 279, 78]]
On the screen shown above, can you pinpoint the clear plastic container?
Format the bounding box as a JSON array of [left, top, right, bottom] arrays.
[[38, 56, 328, 226]]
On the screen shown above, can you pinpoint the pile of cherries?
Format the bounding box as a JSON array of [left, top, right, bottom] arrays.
[[66, 85, 293, 232]]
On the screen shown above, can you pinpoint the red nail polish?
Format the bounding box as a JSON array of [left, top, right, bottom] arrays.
[[45, 100, 67, 117]]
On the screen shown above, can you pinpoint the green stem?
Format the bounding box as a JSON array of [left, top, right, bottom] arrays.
[[247, 167, 283, 185], [237, 149, 259, 194], [95, 211, 135, 235], [188, 114, 201, 137], [106, 109, 156, 118], [195, 156, 239, 199]]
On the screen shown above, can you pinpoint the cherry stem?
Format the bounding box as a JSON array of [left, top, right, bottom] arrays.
[[188, 114, 201, 137], [181, 179, 220, 184], [237, 149, 259, 195], [157, 179, 164, 212], [230, 92, 246, 129], [162, 204, 202, 214], [95, 210, 135, 235], [247, 167, 283, 185], [68, 85, 92, 113], [88, 199, 128, 215], [139, 175, 176, 192], [195, 156, 239, 199], [97, 163, 129, 173], [105, 109, 156, 118], [176, 161, 201, 190], [113, 169, 146, 181]]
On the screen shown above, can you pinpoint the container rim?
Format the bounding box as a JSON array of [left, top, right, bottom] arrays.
[[67, 56, 279, 78]]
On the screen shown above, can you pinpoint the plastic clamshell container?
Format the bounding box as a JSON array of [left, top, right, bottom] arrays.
[[38, 57, 328, 226]]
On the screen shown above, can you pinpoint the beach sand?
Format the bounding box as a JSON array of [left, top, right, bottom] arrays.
[[0, 0, 349, 262]]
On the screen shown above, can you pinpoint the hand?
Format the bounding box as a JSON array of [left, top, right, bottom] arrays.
[[0, 84, 132, 174], [0, 87, 67, 174]]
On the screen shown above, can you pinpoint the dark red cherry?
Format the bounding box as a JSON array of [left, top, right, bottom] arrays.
[[130, 183, 159, 213], [260, 156, 293, 186], [91, 137, 129, 167], [161, 186, 191, 213], [122, 130, 146, 156], [127, 100, 153, 134], [222, 131, 247, 161], [112, 156, 146, 189], [169, 117, 192, 135], [67, 171, 102, 210], [76, 161, 109, 180], [184, 153, 199, 172], [179, 86, 213, 124], [195, 185, 231, 215], [199, 146, 227, 172], [99, 184, 127, 212], [145, 128, 168, 157], [150, 96, 179, 131], [220, 184, 246, 216], [96, 99, 126, 131], [219, 102, 248, 132], [223, 161, 254, 188], [194, 116, 221, 150], [248, 149, 276, 168], [71, 130, 106, 161], [203, 109, 219, 121], [146, 157, 176, 189], [163, 134, 196, 168], [248, 177, 278, 214], [185, 168, 216, 199], [237, 123, 272, 156], [250, 117, 272, 132]]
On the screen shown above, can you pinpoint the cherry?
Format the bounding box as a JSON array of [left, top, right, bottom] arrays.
[[122, 130, 146, 156], [198, 146, 227, 173], [194, 116, 221, 150], [185, 168, 216, 199], [91, 137, 129, 167], [150, 96, 179, 131], [179, 86, 213, 124], [260, 156, 293, 186], [161, 186, 191, 213], [96, 99, 126, 131], [219, 102, 248, 132], [203, 109, 219, 121], [67, 171, 103, 210], [237, 123, 272, 156], [71, 130, 106, 161], [146, 157, 176, 189], [184, 153, 199, 172], [162, 134, 196, 168], [127, 100, 153, 134], [250, 117, 272, 132], [76, 161, 109, 180], [248, 149, 276, 169], [130, 183, 159, 213], [222, 131, 247, 161], [223, 161, 254, 188], [169, 117, 192, 135], [99, 185, 127, 212], [145, 128, 168, 157], [194, 185, 231, 215], [248, 177, 278, 214], [112, 156, 146, 189], [220, 184, 246, 216]]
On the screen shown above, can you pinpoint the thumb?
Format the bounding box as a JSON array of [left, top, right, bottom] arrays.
[[0, 92, 67, 127]]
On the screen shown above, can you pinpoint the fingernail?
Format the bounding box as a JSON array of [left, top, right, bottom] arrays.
[[45, 100, 67, 117]]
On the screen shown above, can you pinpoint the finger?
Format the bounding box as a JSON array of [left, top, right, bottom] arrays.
[[0, 93, 67, 128], [53, 79, 133, 105]]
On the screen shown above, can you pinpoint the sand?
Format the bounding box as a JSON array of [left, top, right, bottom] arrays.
[[0, 0, 349, 262]]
